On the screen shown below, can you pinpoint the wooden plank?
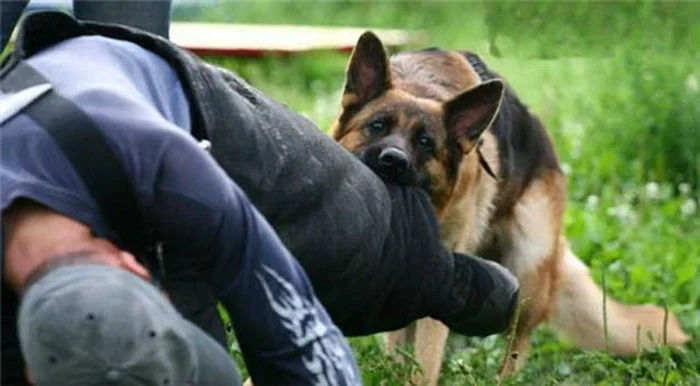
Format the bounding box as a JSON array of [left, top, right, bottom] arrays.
[[169, 22, 427, 57], [6, 21, 426, 58]]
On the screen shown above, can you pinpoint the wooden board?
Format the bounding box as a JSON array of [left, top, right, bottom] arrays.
[[169, 22, 427, 57], [6, 20, 426, 58]]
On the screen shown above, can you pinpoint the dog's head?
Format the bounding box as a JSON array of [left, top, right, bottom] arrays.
[[332, 32, 504, 205]]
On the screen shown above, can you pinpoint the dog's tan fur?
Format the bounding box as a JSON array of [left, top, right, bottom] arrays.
[[331, 32, 689, 385]]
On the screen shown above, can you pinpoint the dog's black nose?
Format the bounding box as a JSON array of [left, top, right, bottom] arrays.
[[378, 147, 409, 175]]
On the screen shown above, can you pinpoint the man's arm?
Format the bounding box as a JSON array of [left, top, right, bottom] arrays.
[[143, 131, 360, 385], [194, 66, 519, 337], [345, 183, 520, 337]]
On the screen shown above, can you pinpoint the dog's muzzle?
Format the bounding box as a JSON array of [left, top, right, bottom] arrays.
[[378, 146, 409, 177], [360, 145, 418, 186]]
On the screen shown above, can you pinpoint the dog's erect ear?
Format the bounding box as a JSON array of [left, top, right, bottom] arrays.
[[444, 79, 504, 153], [342, 31, 391, 108]]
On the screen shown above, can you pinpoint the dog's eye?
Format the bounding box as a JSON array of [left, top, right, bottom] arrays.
[[416, 133, 434, 152], [367, 120, 387, 134]]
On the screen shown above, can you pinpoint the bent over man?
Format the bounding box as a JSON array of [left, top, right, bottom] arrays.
[[1, 19, 360, 385]]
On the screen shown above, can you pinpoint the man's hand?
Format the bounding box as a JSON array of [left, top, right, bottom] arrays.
[[3, 199, 152, 294]]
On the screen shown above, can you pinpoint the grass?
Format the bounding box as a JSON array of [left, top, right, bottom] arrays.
[[173, 1, 700, 384]]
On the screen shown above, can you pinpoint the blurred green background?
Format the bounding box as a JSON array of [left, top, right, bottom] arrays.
[[181, 1, 700, 384]]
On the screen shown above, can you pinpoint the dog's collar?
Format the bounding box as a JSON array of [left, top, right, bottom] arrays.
[[463, 53, 498, 180], [473, 138, 498, 181], [477, 147, 498, 180]]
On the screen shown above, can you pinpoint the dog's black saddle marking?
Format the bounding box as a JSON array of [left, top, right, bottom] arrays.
[[463, 52, 494, 82]]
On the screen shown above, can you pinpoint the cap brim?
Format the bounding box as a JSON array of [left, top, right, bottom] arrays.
[[181, 319, 242, 385]]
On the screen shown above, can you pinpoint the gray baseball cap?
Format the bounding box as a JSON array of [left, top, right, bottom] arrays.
[[17, 264, 241, 385]]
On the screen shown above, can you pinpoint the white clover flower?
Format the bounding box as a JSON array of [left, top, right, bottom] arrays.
[[606, 206, 616, 217], [585, 194, 599, 210], [607, 203, 631, 219], [561, 162, 572, 176], [681, 198, 697, 217], [563, 120, 585, 136], [679, 182, 692, 195], [645, 182, 660, 200], [686, 74, 699, 93], [606, 203, 639, 224], [622, 188, 636, 202]]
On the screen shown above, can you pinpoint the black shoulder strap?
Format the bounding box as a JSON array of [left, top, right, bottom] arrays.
[[0, 60, 162, 280]]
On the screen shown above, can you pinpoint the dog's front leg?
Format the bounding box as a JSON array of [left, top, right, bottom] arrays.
[[386, 318, 449, 386]]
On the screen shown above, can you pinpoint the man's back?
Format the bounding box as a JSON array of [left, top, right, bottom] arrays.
[[27, 35, 191, 133], [2, 35, 194, 240]]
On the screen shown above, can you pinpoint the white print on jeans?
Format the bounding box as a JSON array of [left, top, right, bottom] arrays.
[[256, 265, 358, 386]]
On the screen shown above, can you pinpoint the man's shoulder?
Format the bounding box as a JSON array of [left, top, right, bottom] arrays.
[[23, 34, 192, 134]]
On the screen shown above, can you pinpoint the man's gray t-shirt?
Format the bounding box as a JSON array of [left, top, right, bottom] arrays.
[[2, 35, 191, 240]]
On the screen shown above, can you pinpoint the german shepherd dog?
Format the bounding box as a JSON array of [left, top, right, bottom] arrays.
[[331, 32, 690, 385]]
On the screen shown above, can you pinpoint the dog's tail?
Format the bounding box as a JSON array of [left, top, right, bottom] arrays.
[[549, 243, 690, 356]]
